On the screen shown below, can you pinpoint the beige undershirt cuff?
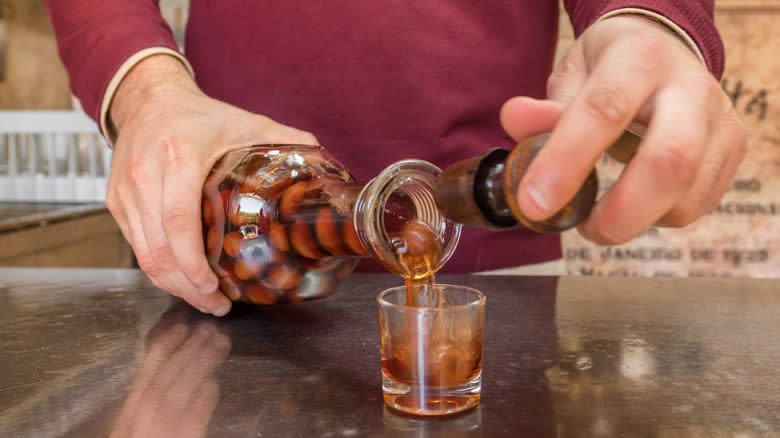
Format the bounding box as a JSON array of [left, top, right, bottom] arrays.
[[99, 47, 195, 146], [598, 8, 706, 65]]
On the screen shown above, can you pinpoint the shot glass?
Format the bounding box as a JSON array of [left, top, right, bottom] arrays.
[[377, 284, 486, 416]]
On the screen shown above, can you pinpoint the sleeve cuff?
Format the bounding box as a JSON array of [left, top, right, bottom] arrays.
[[99, 47, 195, 146], [597, 8, 706, 66]]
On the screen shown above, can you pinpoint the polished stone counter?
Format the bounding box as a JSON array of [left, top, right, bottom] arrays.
[[1, 268, 779, 437]]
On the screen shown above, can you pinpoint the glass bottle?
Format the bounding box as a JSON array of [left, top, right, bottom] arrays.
[[201, 145, 461, 304], [434, 131, 640, 232]]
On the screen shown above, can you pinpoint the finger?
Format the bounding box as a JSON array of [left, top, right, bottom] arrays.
[[123, 196, 171, 292], [131, 194, 229, 314], [159, 143, 233, 315], [176, 381, 220, 438], [499, 97, 564, 142], [122, 323, 190, 418], [105, 189, 132, 247], [139, 323, 190, 383], [128, 161, 230, 315], [166, 327, 230, 407], [159, 142, 220, 297], [129, 156, 195, 294], [136, 323, 219, 432], [125, 319, 199, 438], [579, 84, 710, 244], [231, 114, 320, 149], [172, 269, 232, 316], [270, 124, 320, 146], [546, 46, 588, 104], [105, 176, 139, 268], [157, 324, 230, 433], [517, 43, 660, 221], [657, 105, 748, 226], [703, 114, 748, 211]]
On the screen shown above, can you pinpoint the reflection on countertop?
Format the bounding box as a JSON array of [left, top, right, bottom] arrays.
[[0, 268, 779, 436]]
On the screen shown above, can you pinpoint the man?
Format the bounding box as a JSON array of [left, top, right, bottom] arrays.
[[45, 1, 745, 316]]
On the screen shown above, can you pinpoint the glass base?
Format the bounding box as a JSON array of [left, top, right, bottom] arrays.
[[382, 372, 481, 416]]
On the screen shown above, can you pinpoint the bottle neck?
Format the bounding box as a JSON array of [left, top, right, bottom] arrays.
[[435, 134, 598, 233], [503, 135, 597, 232], [353, 160, 461, 277]]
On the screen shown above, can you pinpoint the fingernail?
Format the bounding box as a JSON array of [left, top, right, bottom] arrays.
[[525, 183, 551, 213], [199, 280, 218, 294], [213, 302, 231, 317]]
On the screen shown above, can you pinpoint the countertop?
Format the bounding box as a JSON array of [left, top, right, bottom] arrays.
[[1, 268, 779, 437]]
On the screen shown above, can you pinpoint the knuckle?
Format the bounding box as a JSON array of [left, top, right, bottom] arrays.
[[162, 205, 194, 234], [105, 195, 120, 216], [139, 385, 165, 404], [136, 254, 161, 279], [161, 137, 187, 167], [659, 207, 699, 228], [630, 31, 666, 64], [149, 242, 176, 268], [546, 71, 566, 98], [704, 76, 725, 103], [593, 228, 630, 246], [128, 159, 150, 185], [191, 267, 217, 289], [688, 75, 720, 104], [644, 141, 701, 187], [583, 219, 630, 246], [582, 85, 630, 125], [547, 58, 577, 97], [659, 155, 723, 229], [723, 111, 749, 148]]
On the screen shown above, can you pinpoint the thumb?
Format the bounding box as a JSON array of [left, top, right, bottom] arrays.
[[268, 122, 320, 146], [237, 112, 320, 147]]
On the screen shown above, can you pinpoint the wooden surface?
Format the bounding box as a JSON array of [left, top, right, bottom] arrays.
[[0, 203, 133, 267]]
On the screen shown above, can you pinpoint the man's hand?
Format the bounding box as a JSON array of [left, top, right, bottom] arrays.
[[108, 55, 317, 316], [110, 307, 231, 438], [500, 14, 747, 244]]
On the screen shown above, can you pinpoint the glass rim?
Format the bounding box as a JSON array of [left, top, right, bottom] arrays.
[[376, 283, 486, 311]]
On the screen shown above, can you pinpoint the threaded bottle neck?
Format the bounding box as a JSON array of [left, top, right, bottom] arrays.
[[353, 160, 461, 276]]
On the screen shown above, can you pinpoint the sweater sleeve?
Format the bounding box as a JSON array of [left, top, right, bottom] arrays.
[[563, 0, 725, 79], [44, 0, 184, 125]]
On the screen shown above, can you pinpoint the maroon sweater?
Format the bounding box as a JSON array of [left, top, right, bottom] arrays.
[[45, 1, 723, 273]]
